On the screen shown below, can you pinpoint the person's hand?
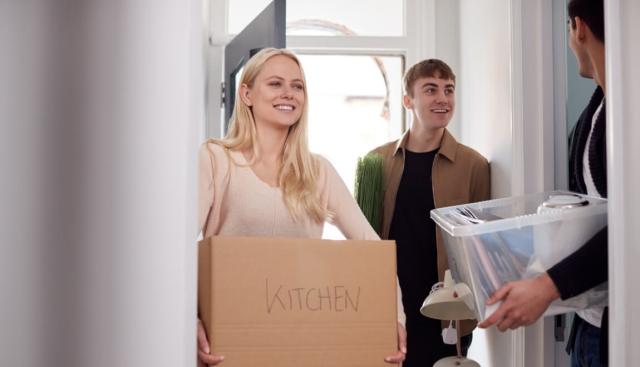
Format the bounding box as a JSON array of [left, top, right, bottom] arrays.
[[384, 322, 407, 364], [478, 273, 561, 331], [197, 319, 225, 366]]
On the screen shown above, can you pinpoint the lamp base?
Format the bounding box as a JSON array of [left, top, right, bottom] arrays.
[[433, 356, 481, 367]]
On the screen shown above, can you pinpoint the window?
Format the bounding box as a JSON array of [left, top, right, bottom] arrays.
[[301, 54, 404, 239], [217, 0, 423, 238], [229, 0, 404, 36], [213, 0, 431, 238]]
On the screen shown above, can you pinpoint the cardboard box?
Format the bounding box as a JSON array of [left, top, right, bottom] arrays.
[[198, 236, 398, 367]]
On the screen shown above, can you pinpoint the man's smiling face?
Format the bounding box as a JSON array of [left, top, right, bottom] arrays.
[[404, 76, 455, 130]]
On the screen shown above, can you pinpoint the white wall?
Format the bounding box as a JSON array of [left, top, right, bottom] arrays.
[[0, 1, 202, 366], [605, 1, 640, 366], [432, 0, 462, 139], [458, 0, 514, 197]]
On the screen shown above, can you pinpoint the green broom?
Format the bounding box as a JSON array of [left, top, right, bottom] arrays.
[[354, 153, 384, 235]]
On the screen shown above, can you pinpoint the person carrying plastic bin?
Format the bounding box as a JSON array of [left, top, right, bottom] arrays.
[[356, 59, 490, 367], [479, 0, 610, 365]]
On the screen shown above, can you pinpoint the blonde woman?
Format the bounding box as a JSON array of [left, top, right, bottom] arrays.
[[197, 48, 406, 366]]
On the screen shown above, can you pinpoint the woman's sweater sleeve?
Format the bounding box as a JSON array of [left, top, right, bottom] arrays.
[[322, 157, 379, 240]]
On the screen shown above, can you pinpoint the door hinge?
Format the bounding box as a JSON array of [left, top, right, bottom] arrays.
[[554, 314, 566, 342], [220, 82, 226, 107]]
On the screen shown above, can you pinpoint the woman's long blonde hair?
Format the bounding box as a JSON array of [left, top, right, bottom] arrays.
[[215, 48, 326, 223]]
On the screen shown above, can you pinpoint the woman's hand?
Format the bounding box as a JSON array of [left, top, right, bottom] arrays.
[[197, 319, 225, 366], [384, 322, 407, 364]]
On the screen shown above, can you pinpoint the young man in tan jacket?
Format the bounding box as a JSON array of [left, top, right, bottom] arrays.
[[368, 59, 490, 366]]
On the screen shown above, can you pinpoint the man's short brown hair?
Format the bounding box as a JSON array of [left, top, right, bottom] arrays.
[[403, 59, 456, 96]]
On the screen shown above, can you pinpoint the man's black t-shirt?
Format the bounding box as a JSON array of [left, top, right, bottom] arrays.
[[389, 149, 469, 366]]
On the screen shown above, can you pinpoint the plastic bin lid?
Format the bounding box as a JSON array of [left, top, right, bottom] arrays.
[[430, 191, 607, 237]]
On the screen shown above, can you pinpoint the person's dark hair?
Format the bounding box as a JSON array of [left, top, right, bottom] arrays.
[[568, 0, 604, 43], [403, 59, 455, 96]]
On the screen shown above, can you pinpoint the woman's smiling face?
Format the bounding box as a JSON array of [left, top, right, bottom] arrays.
[[241, 54, 305, 131]]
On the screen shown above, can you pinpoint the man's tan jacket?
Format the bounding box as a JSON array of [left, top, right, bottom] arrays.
[[369, 128, 490, 336]]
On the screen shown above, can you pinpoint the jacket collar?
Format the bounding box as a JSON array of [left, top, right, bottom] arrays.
[[393, 128, 458, 162]]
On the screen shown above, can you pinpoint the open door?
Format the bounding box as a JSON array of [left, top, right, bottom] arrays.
[[223, 0, 285, 132]]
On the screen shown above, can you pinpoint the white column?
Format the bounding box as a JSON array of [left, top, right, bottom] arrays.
[[458, 0, 520, 365], [513, 1, 560, 367], [605, 1, 640, 366], [0, 1, 202, 366]]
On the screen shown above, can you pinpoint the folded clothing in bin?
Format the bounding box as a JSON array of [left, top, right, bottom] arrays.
[[431, 191, 608, 321]]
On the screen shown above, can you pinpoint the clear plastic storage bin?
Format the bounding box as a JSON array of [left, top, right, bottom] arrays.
[[430, 191, 608, 321]]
